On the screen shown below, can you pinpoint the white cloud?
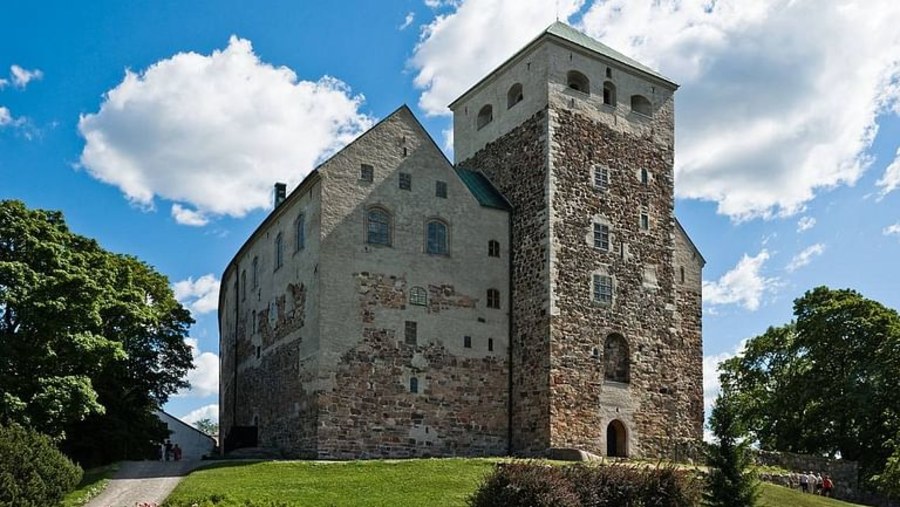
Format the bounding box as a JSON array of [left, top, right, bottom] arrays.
[[410, 0, 585, 116], [173, 274, 220, 315], [171, 204, 209, 227], [877, 148, 900, 197], [786, 243, 825, 272], [179, 338, 219, 398], [0, 106, 25, 128], [9, 65, 43, 89], [796, 216, 816, 233], [78, 36, 373, 224], [412, 0, 900, 219], [0, 78, 7, 89], [400, 12, 416, 30], [884, 222, 900, 237], [703, 250, 777, 311], [181, 404, 219, 425]]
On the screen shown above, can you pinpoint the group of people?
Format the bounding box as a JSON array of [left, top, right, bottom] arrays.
[[158, 439, 182, 461], [791, 471, 834, 497]]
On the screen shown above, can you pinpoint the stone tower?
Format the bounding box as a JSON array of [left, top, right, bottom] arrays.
[[450, 22, 704, 458]]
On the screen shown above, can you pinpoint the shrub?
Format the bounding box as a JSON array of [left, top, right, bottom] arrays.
[[0, 423, 83, 507], [468, 461, 581, 507], [470, 461, 702, 507]]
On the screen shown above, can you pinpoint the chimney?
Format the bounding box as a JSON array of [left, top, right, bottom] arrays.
[[274, 183, 287, 207]]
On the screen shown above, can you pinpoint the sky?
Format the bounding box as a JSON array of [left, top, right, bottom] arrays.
[[2, 0, 899, 431]]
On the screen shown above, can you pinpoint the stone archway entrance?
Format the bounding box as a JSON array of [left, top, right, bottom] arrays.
[[606, 420, 627, 457]]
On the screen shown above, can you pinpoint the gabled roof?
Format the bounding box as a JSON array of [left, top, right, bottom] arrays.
[[545, 22, 675, 86], [154, 409, 217, 441], [455, 168, 511, 211], [675, 218, 706, 267]]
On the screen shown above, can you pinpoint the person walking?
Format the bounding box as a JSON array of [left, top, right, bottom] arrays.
[[799, 471, 809, 493], [823, 475, 834, 497], [164, 440, 173, 462]]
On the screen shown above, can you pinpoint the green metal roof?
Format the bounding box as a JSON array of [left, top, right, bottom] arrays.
[[455, 168, 511, 211], [545, 21, 676, 86]]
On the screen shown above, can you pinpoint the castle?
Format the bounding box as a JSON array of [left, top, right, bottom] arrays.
[[218, 22, 704, 460]]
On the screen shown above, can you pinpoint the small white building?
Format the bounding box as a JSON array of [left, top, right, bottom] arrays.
[[154, 410, 216, 460]]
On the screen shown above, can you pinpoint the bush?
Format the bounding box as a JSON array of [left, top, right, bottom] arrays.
[[468, 461, 581, 507], [469, 461, 702, 507], [0, 423, 83, 507]]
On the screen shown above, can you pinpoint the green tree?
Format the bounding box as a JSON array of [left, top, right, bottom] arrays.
[[0, 200, 194, 465], [705, 394, 758, 507], [194, 418, 218, 437], [719, 286, 900, 481]]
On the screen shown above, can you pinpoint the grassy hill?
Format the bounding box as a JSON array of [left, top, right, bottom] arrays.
[[163, 458, 868, 507]]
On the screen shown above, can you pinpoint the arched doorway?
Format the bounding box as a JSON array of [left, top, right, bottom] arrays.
[[606, 420, 627, 457]]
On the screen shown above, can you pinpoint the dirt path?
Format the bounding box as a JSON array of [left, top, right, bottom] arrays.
[[84, 460, 205, 507]]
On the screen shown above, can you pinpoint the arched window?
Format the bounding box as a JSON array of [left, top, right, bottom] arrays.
[[607, 419, 628, 457], [252, 256, 259, 288], [366, 207, 391, 246], [409, 286, 427, 306], [477, 104, 493, 130], [487, 288, 500, 309], [295, 213, 305, 251], [604, 333, 630, 383], [631, 95, 652, 116], [603, 81, 616, 106], [410, 377, 419, 394], [640, 168, 649, 185], [274, 232, 284, 270], [241, 270, 247, 301], [488, 240, 500, 258], [426, 220, 448, 255], [567, 70, 590, 94], [507, 83, 524, 109]]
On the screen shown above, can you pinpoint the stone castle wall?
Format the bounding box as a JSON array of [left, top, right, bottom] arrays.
[[459, 109, 553, 454]]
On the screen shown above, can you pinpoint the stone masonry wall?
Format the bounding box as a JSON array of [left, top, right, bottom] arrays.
[[546, 104, 701, 458], [460, 109, 552, 455]]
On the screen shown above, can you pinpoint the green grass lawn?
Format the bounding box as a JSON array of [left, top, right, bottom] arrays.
[[164, 458, 869, 507], [60, 463, 119, 507]]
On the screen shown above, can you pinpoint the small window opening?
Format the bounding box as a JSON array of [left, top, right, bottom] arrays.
[[274, 232, 284, 270], [360, 164, 374, 182], [256, 346, 261, 359], [631, 95, 652, 116], [402, 147, 408, 157], [252, 310, 257, 333], [476, 104, 493, 129], [405, 320, 417, 346], [399, 172, 411, 190], [487, 288, 500, 309], [567, 70, 590, 94], [241, 270, 247, 301], [488, 240, 500, 258], [593, 274, 613, 304], [464, 335, 472, 348], [594, 165, 610, 191], [410, 286, 427, 306], [680, 267, 685, 283], [640, 211, 649, 231], [594, 223, 610, 251], [435, 181, 448, 198], [295, 214, 306, 251], [488, 338, 494, 352], [593, 347, 600, 359], [410, 377, 419, 394], [252, 256, 259, 288], [426, 220, 449, 255], [603, 81, 617, 106], [507, 83, 524, 109], [606, 67, 612, 78], [641, 168, 649, 185]]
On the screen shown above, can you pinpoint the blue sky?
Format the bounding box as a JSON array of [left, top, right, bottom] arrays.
[[2, 0, 899, 428]]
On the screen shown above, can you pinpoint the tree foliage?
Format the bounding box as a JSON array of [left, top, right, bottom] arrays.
[[0, 200, 194, 465], [194, 418, 219, 437], [0, 422, 83, 507], [719, 286, 900, 480], [705, 395, 758, 507]]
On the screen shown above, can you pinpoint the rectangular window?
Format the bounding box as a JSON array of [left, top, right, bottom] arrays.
[[426, 221, 448, 255], [593, 274, 613, 304], [464, 335, 472, 348], [641, 168, 649, 185], [435, 180, 447, 198], [488, 338, 494, 352], [640, 211, 650, 231], [360, 164, 374, 182], [405, 321, 417, 346], [594, 165, 609, 191], [399, 172, 411, 190], [593, 223, 609, 251], [488, 240, 500, 257]]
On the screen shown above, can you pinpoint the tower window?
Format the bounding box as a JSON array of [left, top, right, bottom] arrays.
[[399, 172, 411, 190], [256, 346, 261, 359], [641, 168, 649, 185], [435, 181, 448, 198], [464, 335, 472, 348], [366, 207, 392, 246], [426, 220, 449, 255], [640, 211, 650, 231], [274, 232, 284, 270], [488, 338, 494, 352], [507, 83, 524, 109], [594, 165, 610, 191], [360, 164, 374, 182], [680, 266, 685, 283], [593, 274, 613, 304], [409, 286, 427, 306], [405, 320, 417, 346], [410, 377, 419, 394], [604, 333, 630, 383], [252, 310, 257, 334], [295, 213, 306, 251], [603, 81, 617, 106], [252, 256, 259, 288], [567, 70, 590, 94], [631, 95, 652, 116], [476, 104, 493, 129], [606, 67, 612, 78], [488, 240, 500, 258], [487, 288, 500, 309], [241, 270, 247, 301], [594, 223, 610, 251]]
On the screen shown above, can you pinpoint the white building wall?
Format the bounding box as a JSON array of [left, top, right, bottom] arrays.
[[155, 410, 215, 460]]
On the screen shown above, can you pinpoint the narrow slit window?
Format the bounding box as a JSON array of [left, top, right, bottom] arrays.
[[360, 164, 374, 182], [274, 232, 284, 270], [405, 321, 417, 346], [488, 338, 494, 352], [488, 240, 500, 258], [410, 377, 418, 394], [464, 336, 472, 348]]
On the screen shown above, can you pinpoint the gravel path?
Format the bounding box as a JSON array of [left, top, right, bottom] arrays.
[[84, 460, 205, 507]]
